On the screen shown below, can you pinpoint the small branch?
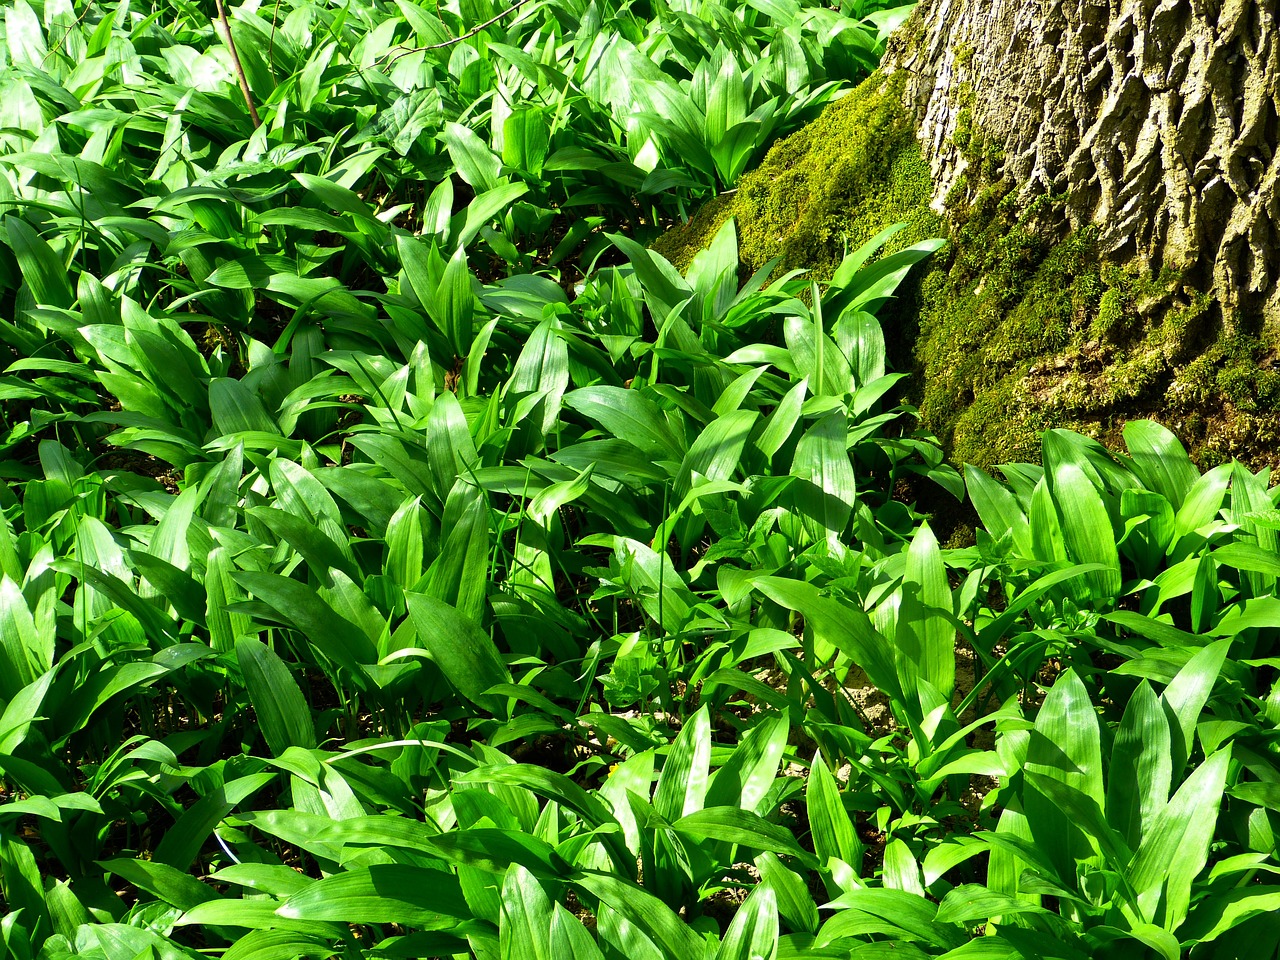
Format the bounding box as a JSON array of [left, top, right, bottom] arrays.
[[213, 0, 262, 129], [381, 0, 539, 65]]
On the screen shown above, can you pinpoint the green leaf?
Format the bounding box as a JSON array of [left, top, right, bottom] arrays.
[[1106, 681, 1172, 850], [444, 122, 502, 192], [1183, 886, 1280, 944], [715, 885, 778, 960], [278, 864, 472, 929], [455, 182, 530, 249], [236, 639, 317, 758], [934, 884, 1057, 927], [820, 888, 962, 950], [405, 592, 511, 714], [5, 216, 74, 309], [1023, 773, 1132, 872], [840, 239, 947, 314], [247, 507, 356, 581], [752, 576, 901, 705], [499, 865, 554, 960], [706, 50, 747, 144], [1128, 745, 1232, 928], [1050, 463, 1121, 599], [98, 859, 220, 911], [233, 571, 377, 677], [549, 902, 605, 960], [0, 575, 42, 697], [899, 522, 955, 700], [653, 705, 711, 821], [1123, 420, 1200, 510], [154, 773, 277, 871], [756, 378, 808, 463], [705, 711, 788, 813], [573, 870, 703, 959], [1161, 638, 1229, 777], [503, 109, 549, 178], [564, 386, 684, 461], [966, 466, 1031, 557], [672, 807, 813, 864], [790, 410, 857, 540], [427, 392, 481, 499], [757, 851, 818, 935], [806, 750, 861, 869], [210, 378, 281, 436], [0, 670, 54, 754], [1174, 463, 1232, 539], [441, 244, 477, 359], [1023, 669, 1103, 881], [676, 409, 759, 496], [221, 930, 338, 960]]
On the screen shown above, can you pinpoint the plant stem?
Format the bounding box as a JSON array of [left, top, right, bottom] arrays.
[[213, 0, 261, 128]]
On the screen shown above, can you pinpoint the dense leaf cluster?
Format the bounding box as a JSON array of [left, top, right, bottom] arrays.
[[2, 1, 1280, 960]]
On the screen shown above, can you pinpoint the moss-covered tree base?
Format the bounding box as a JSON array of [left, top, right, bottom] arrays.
[[653, 71, 941, 280], [655, 72, 1280, 472]]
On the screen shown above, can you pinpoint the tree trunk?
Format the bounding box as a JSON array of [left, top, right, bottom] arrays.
[[887, 0, 1280, 327]]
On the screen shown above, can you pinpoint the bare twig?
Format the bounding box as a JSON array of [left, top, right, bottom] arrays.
[[267, 0, 283, 82], [213, 0, 262, 128], [381, 0, 539, 65]]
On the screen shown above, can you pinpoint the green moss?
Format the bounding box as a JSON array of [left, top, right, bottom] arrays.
[[653, 66, 1280, 472], [653, 70, 942, 281]]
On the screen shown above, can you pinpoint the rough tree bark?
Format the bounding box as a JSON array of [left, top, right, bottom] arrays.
[[886, 0, 1280, 327]]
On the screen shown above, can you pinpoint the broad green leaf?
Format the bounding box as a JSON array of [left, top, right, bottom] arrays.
[[573, 870, 703, 959], [806, 751, 861, 868], [278, 864, 472, 929], [5, 216, 74, 309], [753, 576, 901, 705], [756, 378, 808, 463], [236, 639, 317, 758], [820, 887, 962, 949], [210, 378, 281, 436], [0, 670, 53, 754], [653, 705, 711, 821], [1124, 420, 1199, 510], [563, 386, 683, 461], [1106, 681, 1172, 850], [98, 859, 219, 911], [757, 851, 818, 935], [233, 571, 377, 676], [1161, 638, 1229, 777], [444, 122, 503, 192], [934, 884, 1059, 927], [499, 865, 553, 960], [427, 391, 481, 499], [441, 243, 477, 358], [154, 773, 277, 871], [715, 886, 778, 960], [705, 711, 788, 813], [673, 807, 812, 863], [1183, 886, 1280, 944], [0, 575, 42, 697], [503, 109, 549, 178], [898, 522, 955, 700], [1174, 463, 1231, 539], [1128, 745, 1232, 928], [790, 410, 857, 540], [965, 466, 1031, 557], [1023, 669, 1103, 882], [676, 409, 758, 496], [1023, 773, 1132, 872], [883, 838, 925, 896], [405, 592, 511, 714], [1050, 463, 1121, 599]]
